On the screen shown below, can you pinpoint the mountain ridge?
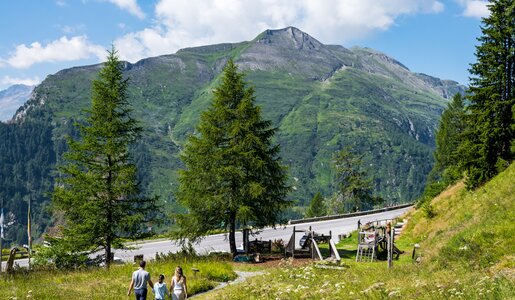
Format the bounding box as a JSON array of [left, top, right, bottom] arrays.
[[2, 27, 465, 243]]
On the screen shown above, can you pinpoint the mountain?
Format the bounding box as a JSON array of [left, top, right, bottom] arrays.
[[0, 84, 34, 122], [1, 27, 465, 243]]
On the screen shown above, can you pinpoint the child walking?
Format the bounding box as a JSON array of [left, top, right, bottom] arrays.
[[153, 274, 168, 300]]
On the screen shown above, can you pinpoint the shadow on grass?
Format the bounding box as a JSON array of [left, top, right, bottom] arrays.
[[319, 245, 357, 259]]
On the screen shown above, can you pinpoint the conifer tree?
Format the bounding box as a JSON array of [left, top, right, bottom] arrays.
[[52, 48, 158, 268], [428, 93, 466, 186], [305, 192, 327, 218], [460, 0, 515, 188], [332, 147, 381, 213], [176, 59, 290, 256]]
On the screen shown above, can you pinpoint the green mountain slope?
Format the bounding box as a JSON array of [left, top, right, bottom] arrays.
[[1, 27, 464, 243]]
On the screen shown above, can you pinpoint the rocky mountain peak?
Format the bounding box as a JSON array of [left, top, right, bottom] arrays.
[[255, 26, 324, 51]]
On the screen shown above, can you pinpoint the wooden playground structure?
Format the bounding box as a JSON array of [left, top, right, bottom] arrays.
[[356, 218, 404, 263], [284, 226, 341, 263], [237, 218, 405, 267], [2, 247, 28, 274]]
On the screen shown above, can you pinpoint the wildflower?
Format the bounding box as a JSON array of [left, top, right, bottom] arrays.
[[388, 290, 400, 297]]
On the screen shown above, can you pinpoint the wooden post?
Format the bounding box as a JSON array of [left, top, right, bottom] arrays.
[[0, 198, 3, 273], [292, 226, 295, 260], [388, 225, 394, 269], [27, 194, 31, 271], [0, 228, 2, 273]]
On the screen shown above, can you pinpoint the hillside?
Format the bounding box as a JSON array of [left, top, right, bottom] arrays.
[[0, 27, 465, 243], [405, 165, 515, 271], [198, 163, 515, 299]]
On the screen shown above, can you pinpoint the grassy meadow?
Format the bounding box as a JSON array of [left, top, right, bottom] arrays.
[[2, 164, 514, 299], [1, 257, 236, 300]]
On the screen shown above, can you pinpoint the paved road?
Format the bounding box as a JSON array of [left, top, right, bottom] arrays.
[[2, 206, 411, 269]]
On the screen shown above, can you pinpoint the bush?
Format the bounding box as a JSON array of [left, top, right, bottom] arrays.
[[33, 243, 89, 270], [271, 239, 285, 253], [422, 202, 436, 219]]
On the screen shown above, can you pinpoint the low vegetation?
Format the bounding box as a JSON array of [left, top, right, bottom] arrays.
[[1, 256, 236, 300]]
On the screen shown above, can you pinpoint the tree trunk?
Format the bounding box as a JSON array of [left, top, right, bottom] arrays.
[[106, 155, 113, 269], [229, 211, 237, 257], [105, 243, 111, 269]]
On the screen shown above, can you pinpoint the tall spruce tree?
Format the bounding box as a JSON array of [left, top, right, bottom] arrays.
[[52, 48, 158, 268], [427, 93, 466, 186], [176, 59, 290, 256], [461, 0, 515, 188]]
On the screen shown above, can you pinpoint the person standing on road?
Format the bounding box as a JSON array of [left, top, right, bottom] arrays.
[[170, 266, 187, 300], [128, 260, 154, 300]]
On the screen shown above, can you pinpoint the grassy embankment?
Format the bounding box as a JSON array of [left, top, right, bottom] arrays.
[[1, 256, 236, 300], [197, 164, 515, 299]]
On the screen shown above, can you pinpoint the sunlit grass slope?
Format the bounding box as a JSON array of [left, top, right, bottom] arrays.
[[199, 164, 515, 299]]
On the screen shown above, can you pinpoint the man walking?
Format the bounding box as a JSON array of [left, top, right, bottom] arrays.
[[128, 260, 154, 300]]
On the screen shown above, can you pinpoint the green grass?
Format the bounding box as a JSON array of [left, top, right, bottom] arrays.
[[196, 164, 515, 299], [0, 257, 235, 300]]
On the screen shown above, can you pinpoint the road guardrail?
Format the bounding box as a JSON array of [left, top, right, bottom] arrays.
[[288, 203, 414, 225]]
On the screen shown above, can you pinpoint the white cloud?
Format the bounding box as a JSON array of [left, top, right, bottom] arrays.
[[459, 0, 489, 18], [56, 0, 67, 6], [1, 75, 41, 87], [107, 0, 145, 19], [115, 0, 445, 63], [55, 24, 87, 34], [4, 36, 105, 69]]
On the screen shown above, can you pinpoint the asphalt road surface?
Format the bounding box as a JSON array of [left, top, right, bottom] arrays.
[[3, 206, 411, 269]]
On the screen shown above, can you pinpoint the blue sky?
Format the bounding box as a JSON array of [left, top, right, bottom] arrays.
[[0, 0, 488, 90]]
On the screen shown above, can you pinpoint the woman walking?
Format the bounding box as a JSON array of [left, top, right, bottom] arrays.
[[170, 266, 188, 300]]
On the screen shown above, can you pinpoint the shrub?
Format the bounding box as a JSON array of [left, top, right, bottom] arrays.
[[271, 239, 286, 253], [422, 203, 436, 219]]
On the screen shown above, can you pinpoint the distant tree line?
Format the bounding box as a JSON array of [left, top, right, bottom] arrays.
[[0, 120, 55, 245]]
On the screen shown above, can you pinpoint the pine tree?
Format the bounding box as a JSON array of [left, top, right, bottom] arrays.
[[427, 93, 466, 187], [176, 59, 290, 256], [305, 192, 327, 218], [331, 147, 381, 213], [52, 48, 158, 268], [461, 0, 515, 188]]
